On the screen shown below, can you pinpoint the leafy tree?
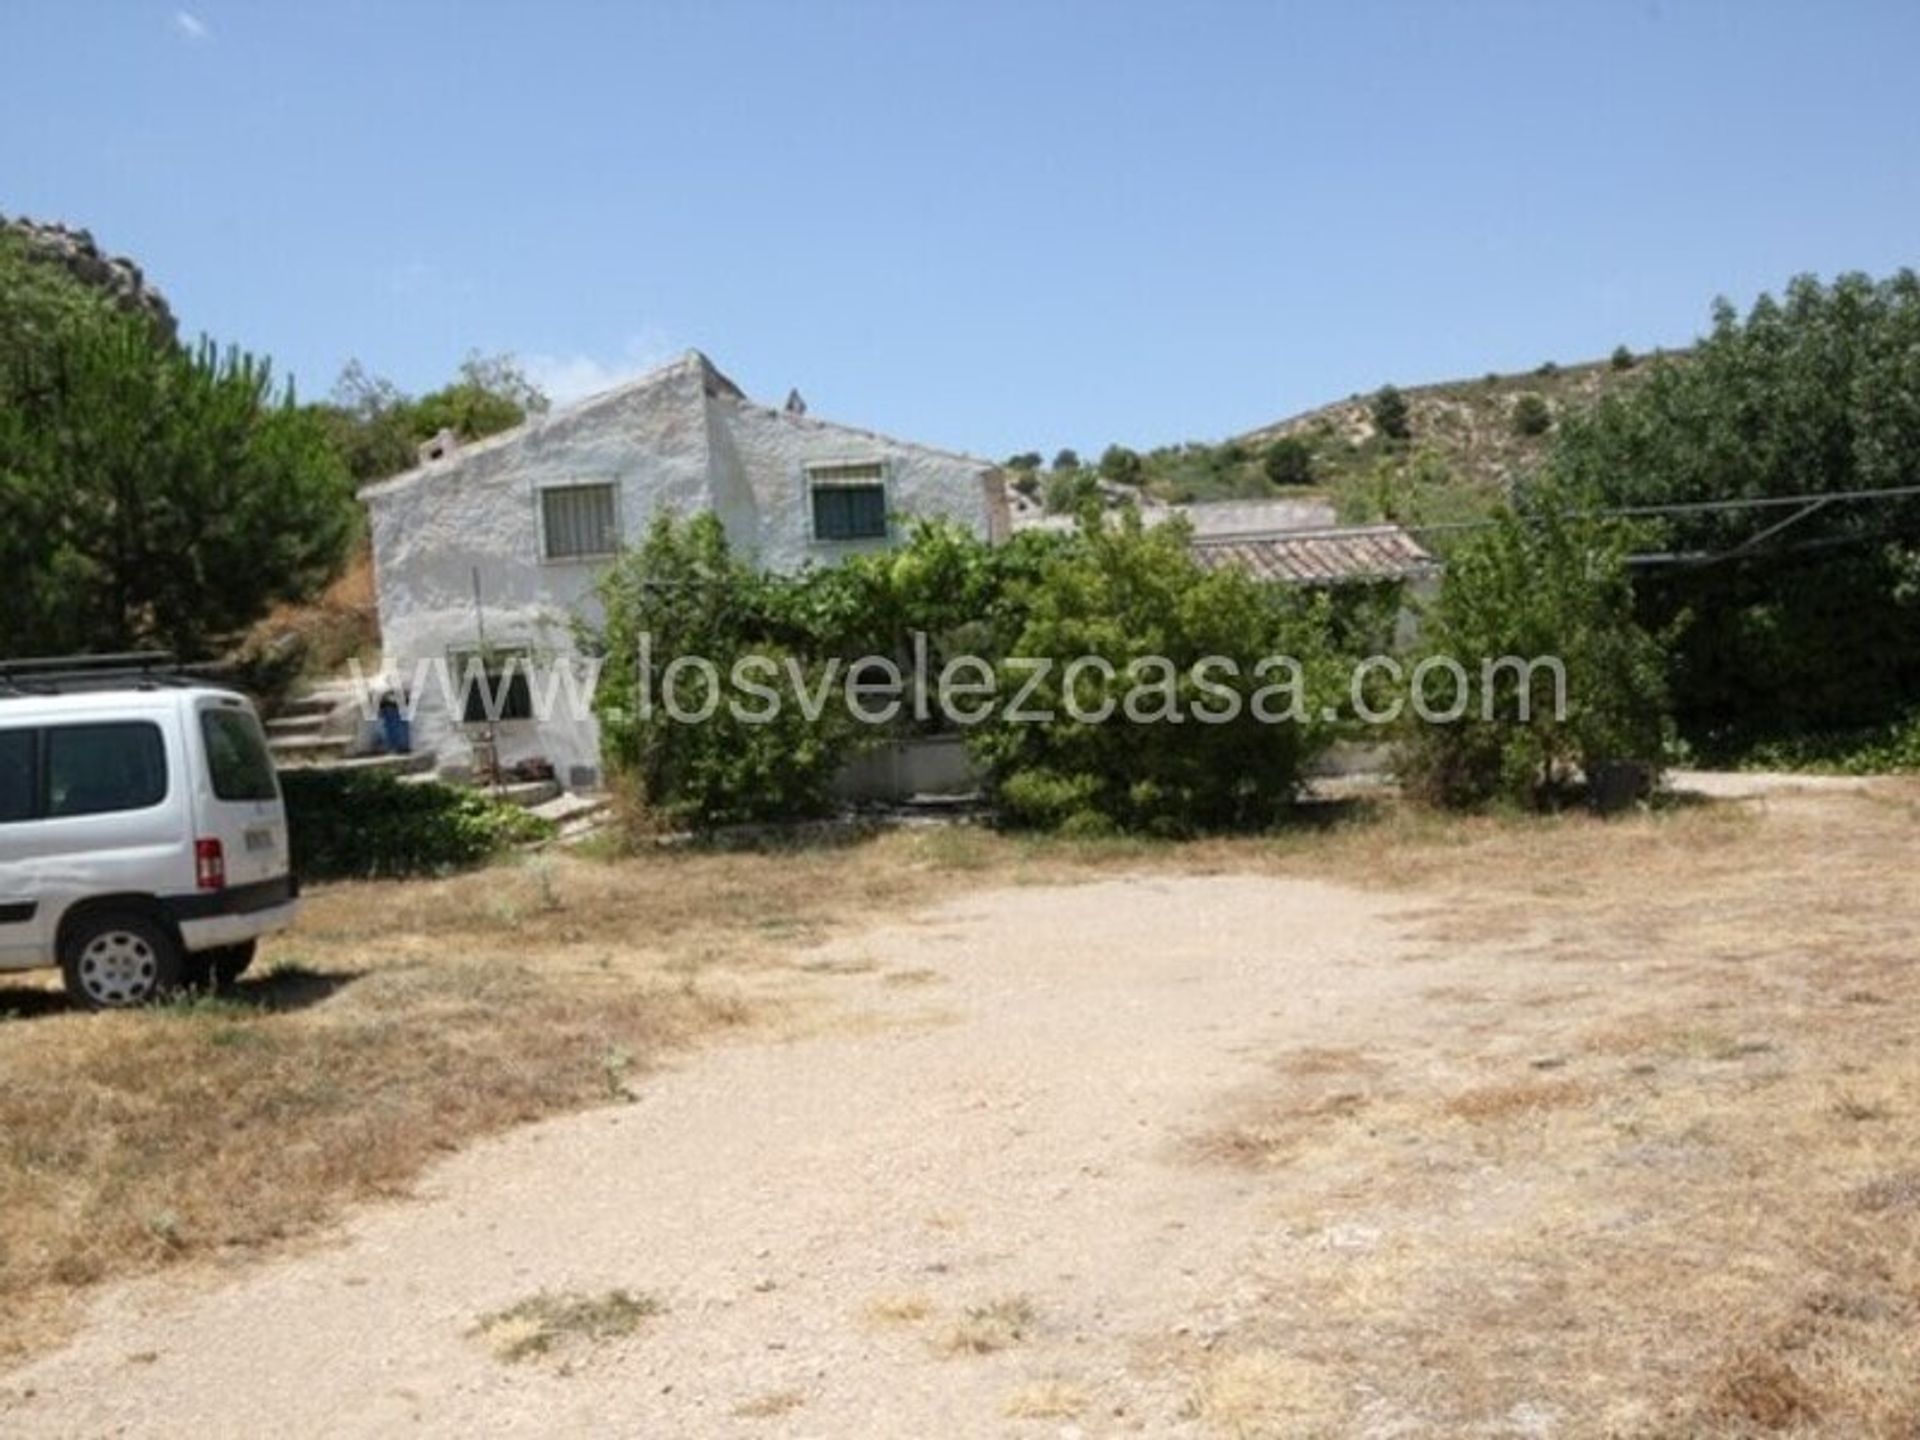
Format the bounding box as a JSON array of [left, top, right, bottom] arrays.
[[1610, 344, 1636, 371], [1044, 468, 1101, 514], [0, 256, 355, 658], [1004, 451, 1043, 471], [1396, 493, 1671, 809], [1370, 385, 1411, 443], [1262, 436, 1315, 488], [968, 510, 1344, 835], [1510, 393, 1553, 437], [1549, 270, 1920, 743], [413, 352, 547, 442], [1098, 444, 1143, 486], [312, 352, 547, 484], [1051, 447, 1081, 471], [589, 513, 852, 830]]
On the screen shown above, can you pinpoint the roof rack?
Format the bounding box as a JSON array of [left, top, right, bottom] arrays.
[[0, 651, 212, 697]]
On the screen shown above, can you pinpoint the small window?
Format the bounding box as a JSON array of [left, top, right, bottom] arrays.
[[449, 647, 534, 723], [0, 729, 34, 823], [45, 722, 168, 818], [541, 484, 620, 561], [808, 461, 889, 542], [201, 708, 280, 803]]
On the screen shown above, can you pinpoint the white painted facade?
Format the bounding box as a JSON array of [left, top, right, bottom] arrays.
[[360, 351, 1008, 783]]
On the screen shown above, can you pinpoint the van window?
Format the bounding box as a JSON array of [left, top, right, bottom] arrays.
[[46, 722, 168, 818], [200, 708, 280, 802], [0, 729, 33, 823]]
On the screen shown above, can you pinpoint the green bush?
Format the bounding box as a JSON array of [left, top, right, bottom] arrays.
[[1510, 393, 1553, 437], [967, 511, 1345, 834], [1721, 709, 1920, 775], [280, 768, 552, 880], [1043, 468, 1101, 515], [1262, 436, 1315, 488], [1370, 385, 1411, 443], [1396, 494, 1672, 809], [589, 513, 854, 831], [1097, 444, 1143, 486]]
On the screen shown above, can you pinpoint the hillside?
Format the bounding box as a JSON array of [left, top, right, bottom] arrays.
[[1020, 348, 1673, 532]]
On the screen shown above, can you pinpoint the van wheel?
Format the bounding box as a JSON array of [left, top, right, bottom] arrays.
[[190, 941, 257, 991], [61, 912, 185, 1010]]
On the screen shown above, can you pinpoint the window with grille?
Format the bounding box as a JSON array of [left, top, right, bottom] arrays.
[[448, 646, 535, 723], [808, 461, 889, 542], [540, 483, 620, 560]]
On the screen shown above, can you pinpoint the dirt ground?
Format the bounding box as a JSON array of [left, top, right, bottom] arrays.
[[2, 778, 1916, 1437]]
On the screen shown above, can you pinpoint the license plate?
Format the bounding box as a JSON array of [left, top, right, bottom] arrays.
[[244, 827, 275, 854]]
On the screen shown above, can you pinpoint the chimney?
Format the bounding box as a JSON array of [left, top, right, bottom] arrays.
[[417, 427, 459, 466]]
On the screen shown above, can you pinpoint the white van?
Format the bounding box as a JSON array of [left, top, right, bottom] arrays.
[[0, 666, 298, 1008]]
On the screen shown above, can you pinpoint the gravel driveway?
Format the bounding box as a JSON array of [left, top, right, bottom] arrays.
[[3, 874, 1430, 1437]]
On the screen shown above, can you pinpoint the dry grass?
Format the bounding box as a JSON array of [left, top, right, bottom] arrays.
[[1442, 1076, 1594, 1121], [935, 1295, 1037, 1357], [1189, 1348, 1340, 1437], [1167, 780, 1920, 1437], [862, 1291, 934, 1326], [1003, 1377, 1089, 1419], [732, 1387, 808, 1419], [471, 1288, 660, 1363]]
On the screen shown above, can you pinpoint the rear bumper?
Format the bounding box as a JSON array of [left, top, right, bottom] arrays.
[[166, 875, 301, 952]]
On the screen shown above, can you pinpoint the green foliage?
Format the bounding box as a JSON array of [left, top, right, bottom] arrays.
[[1610, 344, 1637, 371], [312, 352, 546, 484], [1051, 447, 1081, 472], [1098, 444, 1143, 486], [1549, 270, 1920, 742], [1004, 451, 1043, 471], [1262, 436, 1315, 488], [967, 511, 1344, 835], [1128, 439, 1275, 504], [280, 768, 552, 880], [1725, 708, 1920, 775], [1370, 385, 1411, 443], [588, 513, 853, 830], [1510, 393, 1553, 437], [0, 252, 356, 658], [1396, 493, 1672, 809], [1043, 467, 1101, 514]]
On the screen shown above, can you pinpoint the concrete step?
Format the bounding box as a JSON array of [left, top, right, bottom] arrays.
[[398, 774, 565, 809], [528, 791, 610, 827], [276, 749, 435, 778], [266, 713, 330, 737], [268, 733, 355, 762], [495, 779, 563, 809], [275, 694, 347, 721]]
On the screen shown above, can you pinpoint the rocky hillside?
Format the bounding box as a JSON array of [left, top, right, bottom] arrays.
[[1238, 351, 1668, 510], [0, 212, 177, 341]]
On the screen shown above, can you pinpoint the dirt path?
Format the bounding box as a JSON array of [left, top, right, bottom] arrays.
[[3, 875, 1477, 1436]]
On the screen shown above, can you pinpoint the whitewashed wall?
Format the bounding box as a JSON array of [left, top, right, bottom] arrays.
[[362, 353, 1004, 784]]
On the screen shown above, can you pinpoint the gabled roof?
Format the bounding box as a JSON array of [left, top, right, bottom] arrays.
[[356, 350, 743, 502], [356, 348, 999, 501], [1191, 523, 1436, 585]]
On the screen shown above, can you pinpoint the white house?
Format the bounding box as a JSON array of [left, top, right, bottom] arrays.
[[360, 350, 1009, 785]]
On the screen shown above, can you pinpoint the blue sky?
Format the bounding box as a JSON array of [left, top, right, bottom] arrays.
[[4, 2, 1917, 458]]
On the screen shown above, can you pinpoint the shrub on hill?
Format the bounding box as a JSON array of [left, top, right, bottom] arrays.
[[1262, 436, 1315, 488]]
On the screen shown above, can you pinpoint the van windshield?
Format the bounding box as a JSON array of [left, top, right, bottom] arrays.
[[200, 708, 280, 803]]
